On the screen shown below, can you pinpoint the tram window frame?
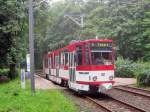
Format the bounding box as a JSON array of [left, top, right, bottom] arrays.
[[60, 52, 64, 65]]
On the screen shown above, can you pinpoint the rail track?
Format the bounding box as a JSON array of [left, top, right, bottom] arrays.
[[114, 86, 150, 98], [36, 74, 150, 112], [86, 95, 148, 112]]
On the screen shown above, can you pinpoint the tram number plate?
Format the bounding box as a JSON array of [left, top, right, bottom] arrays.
[[101, 73, 105, 76]]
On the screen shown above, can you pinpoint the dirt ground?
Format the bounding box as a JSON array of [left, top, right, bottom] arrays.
[[35, 75, 57, 89], [114, 77, 136, 86]]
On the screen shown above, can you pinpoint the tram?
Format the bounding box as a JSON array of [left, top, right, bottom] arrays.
[[43, 39, 115, 93]]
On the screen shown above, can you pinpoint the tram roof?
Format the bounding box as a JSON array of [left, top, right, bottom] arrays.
[[48, 39, 113, 56]]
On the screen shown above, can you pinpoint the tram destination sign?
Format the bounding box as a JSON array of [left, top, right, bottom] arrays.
[[90, 42, 112, 48]]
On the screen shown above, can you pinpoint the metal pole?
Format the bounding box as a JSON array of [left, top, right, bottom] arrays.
[[81, 15, 84, 28], [29, 0, 35, 93]]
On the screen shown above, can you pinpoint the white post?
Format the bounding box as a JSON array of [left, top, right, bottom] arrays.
[[21, 69, 26, 89]]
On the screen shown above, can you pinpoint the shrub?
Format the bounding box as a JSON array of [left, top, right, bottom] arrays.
[[0, 69, 9, 76], [133, 62, 150, 75], [115, 57, 135, 78], [137, 70, 150, 86]]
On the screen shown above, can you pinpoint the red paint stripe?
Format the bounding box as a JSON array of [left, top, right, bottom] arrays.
[[76, 81, 115, 85], [76, 65, 114, 71], [64, 66, 68, 70], [49, 65, 114, 71]]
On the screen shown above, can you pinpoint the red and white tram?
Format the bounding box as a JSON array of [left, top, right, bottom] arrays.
[[43, 39, 115, 93]]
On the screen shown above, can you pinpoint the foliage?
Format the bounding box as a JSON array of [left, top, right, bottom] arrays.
[[0, 0, 27, 65], [115, 57, 150, 86], [115, 57, 135, 78], [0, 79, 77, 112], [137, 70, 150, 86], [83, 0, 150, 61], [0, 69, 9, 76], [132, 61, 150, 86], [0, 0, 150, 70], [0, 0, 28, 79], [132, 61, 150, 75], [33, 0, 150, 69]]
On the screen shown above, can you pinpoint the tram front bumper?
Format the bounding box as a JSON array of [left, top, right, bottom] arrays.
[[98, 83, 113, 92]]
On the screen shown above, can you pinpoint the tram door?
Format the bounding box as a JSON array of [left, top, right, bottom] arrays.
[[69, 52, 76, 82], [55, 56, 59, 77], [48, 58, 51, 79]]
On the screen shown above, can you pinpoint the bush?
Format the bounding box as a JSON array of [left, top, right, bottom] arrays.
[[0, 69, 9, 76], [137, 70, 150, 86], [115, 57, 135, 78], [115, 57, 150, 86], [133, 62, 150, 75]]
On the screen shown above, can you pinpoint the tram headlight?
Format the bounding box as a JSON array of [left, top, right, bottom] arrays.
[[93, 76, 97, 81], [109, 76, 113, 80]]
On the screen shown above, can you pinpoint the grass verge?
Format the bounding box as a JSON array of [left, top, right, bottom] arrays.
[[0, 79, 77, 112]]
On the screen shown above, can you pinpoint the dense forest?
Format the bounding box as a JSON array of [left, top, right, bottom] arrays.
[[33, 0, 150, 68], [0, 0, 150, 83]]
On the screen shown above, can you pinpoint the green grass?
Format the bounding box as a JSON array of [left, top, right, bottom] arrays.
[[0, 79, 77, 112]]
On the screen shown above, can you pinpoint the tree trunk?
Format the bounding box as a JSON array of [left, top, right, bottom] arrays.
[[9, 64, 16, 79]]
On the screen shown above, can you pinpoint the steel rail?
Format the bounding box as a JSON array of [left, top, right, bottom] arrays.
[[86, 95, 148, 112], [123, 86, 150, 93], [108, 95, 148, 112], [85, 96, 113, 112], [114, 86, 150, 98]]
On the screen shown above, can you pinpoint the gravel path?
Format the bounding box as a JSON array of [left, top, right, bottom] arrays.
[[114, 78, 136, 86], [35, 75, 65, 90]]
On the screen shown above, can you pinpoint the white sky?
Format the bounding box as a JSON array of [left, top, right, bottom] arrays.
[[51, 0, 65, 3]]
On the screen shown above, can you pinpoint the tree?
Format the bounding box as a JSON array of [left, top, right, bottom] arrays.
[[0, 0, 28, 79]]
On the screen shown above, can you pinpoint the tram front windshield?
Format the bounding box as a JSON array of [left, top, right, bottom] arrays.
[[90, 42, 113, 65], [91, 51, 113, 65]]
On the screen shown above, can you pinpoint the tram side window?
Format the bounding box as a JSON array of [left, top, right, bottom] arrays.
[[52, 56, 55, 68], [55, 56, 59, 66], [85, 51, 90, 65], [76, 46, 82, 65], [59, 53, 61, 65], [64, 53, 68, 66], [48, 58, 50, 68], [49, 57, 52, 68], [85, 44, 90, 65], [51, 57, 53, 68]]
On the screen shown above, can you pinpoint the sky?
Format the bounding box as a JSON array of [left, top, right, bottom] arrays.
[[45, 0, 65, 6], [51, 0, 65, 3]]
